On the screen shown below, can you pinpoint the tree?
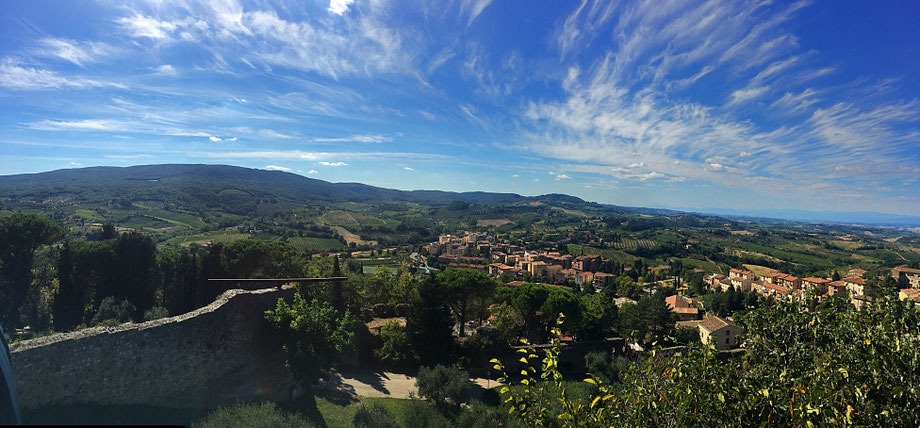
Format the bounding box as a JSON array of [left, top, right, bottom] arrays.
[[618, 293, 675, 344], [415, 364, 472, 410], [91, 296, 136, 325], [53, 241, 82, 331], [541, 288, 582, 336], [99, 222, 117, 240], [331, 256, 344, 312], [437, 268, 498, 336], [264, 294, 356, 391], [866, 275, 898, 299], [577, 293, 618, 340], [0, 213, 62, 327], [494, 293, 920, 427], [361, 267, 394, 305], [489, 302, 521, 345], [221, 239, 304, 278], [406, 277, 455, 365], [374, 319, 414, 366]]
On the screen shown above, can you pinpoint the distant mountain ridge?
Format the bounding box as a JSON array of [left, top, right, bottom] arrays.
[[1, 164, 916, 227], [0, 164, 592, 215]]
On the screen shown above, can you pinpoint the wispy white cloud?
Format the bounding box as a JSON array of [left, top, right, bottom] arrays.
[[113, 4, 414, 80], [153, 64, 178, 76], [403, 166, 414, 171], [0, 59, 108, 90], [460, 0, 494, 26], [314, 134, 392, 143], [555, 174, 572, 180], [259, 129, 295, 139], [307, 169, 319, 174], [328, 0, 355, 15], [515, 0, 919, 207], [36, 38, 117, 66], [106, 154, 154, 159], [728, 86, 768, 105], [117, 14, 182, 40], [772, 88, 818, 113], [318, 161, 348, 166], [27, 119, 126, 131], [265, 165, 291, 171], [209, 136, 222, 142]]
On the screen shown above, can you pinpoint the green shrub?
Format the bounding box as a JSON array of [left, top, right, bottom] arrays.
[[95, 318, 122, 327], [352, 404, 398, 428], [374, 320, 414, 366], [143, 306, 169, 321], [194, 402, 313, 428], [415, 365, 471, 409], [401, 400, 449, 428], [91, 297, 135, 325], [456, 401, 517, 428]]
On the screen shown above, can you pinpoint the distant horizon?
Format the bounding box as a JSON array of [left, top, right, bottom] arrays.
[[1, 1, 918, 217], [6, 162, 920, 227]]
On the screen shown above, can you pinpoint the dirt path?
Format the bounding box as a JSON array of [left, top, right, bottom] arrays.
[[331, 226, 377, 246], [319, 370, 495, 399]]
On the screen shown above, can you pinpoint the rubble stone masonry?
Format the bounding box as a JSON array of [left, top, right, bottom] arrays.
[[10, 287, 297, 410]]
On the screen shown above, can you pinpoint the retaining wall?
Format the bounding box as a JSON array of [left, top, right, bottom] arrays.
[[10, 287, 297, 410]]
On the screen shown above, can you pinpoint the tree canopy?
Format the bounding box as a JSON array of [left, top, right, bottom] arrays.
[[437, 268, 498, 336], [495, 293, 920, 427], [264, 294, 356, 386], [0, 213, 62, 327]]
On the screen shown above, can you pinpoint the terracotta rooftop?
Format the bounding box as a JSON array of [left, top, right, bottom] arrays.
[[699, 316, 734, 333]]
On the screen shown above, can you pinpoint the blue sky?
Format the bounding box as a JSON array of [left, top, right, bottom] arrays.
[[1, 0, 918, 215]]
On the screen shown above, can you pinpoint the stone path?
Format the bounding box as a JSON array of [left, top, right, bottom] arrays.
[[319, 369, 496, 399]]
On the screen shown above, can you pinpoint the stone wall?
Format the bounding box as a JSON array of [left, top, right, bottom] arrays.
[[10, 286, 297, 410]]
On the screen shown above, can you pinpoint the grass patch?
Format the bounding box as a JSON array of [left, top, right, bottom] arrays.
[[679, 257, 720, 273], [22, 395, 412, 428], [75, 209, 105, 222], [144, 208, 207, 229], [315, 396, 411, 428]]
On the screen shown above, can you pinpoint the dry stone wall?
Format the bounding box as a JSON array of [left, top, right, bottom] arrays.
[[10, 286, 297, 410]]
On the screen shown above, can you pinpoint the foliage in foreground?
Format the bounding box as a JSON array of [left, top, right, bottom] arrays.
[[352, 403, 399, 428], [415, 364, 472, 410], [493, 294, 920, 427], [264, 293, 356, 386], [194, 402, 313, 428]]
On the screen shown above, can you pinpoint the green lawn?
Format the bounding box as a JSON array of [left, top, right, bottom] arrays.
[[75, 208, 105, 222], [315, 395, 411, 428], [21, 395, 412, 427], [162, 231, 251, 246], [678, 257, 720, 273]]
